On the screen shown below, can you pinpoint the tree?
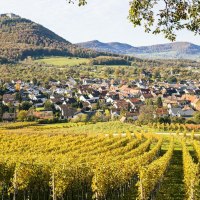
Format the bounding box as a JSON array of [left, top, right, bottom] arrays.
[[15, 92, 22, 102], [138, 105, 155, 124], [145, 99, 154, 106], [32, 78, 37, 85], [80, 114, 89, 124], [167, 76, 177, 83], [17, 110, 28, 121], [91, 111, 104, 122], [15, 83, 21, 91], [0, 103, 3, 121], [105, 109, 111, 121], [69, 0, 200, 41], [114, 68, 120, 78], [20, 101, 32, 111], [44, 100, 54, 111], [153, 71, 161, 80], [194, 112, 200, 124], [156, 97, 163, 108]]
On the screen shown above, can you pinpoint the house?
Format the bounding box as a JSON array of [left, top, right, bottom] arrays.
[[181, 94, 200, 108], [32, 111, 54, 120], [181, 107, 195, 118], [2, 94, 17, 106], [140, 94, 154, 102], [168, 107, 195, 118], [65, 98, 77, 105], [88, 90, 100, 101], [80, 95, 90, 102], [83, 79, 95, 85], [126, 112, 139, 121], [120, 116, 127, 123], [2, 112, 16, 122], [193, 99, 200, 111], [126, 98, 142, 105], [163, 97, 180, 108], [67, 77, 77, 86], [113, 100, 131, 111], [50, 94, 64, 101], [54, 88, 69, 95], [58, 105, 79, 119], [154, 108, 168, 118], [50, 98, 63, 105], [184, 89, 195, 95], [106, 92, 119, 103], [29, 93, 46, 102], [119, 85, 140, 97], [162, 88, 178, 96], [140, 89, 151, 94], [32, 99, 44, 108], [78, 85, 90, 94], [98, 86, 107, 93], [126, 98, 143, 111], [110, 108, 120, 119], [194, 89, 200, 95], [82, 102, 91, 111]]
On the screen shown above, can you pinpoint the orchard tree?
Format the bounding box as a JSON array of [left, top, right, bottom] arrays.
[[156, 97, 163, 108], [20, 101, 32, 111], [194, 112, 200, 124], [138, 105, 155, 124], [167, 76, 178, 83], [68, 0, 200, 40], [44, 100, 54, 111], [17, 110, 28, 121]]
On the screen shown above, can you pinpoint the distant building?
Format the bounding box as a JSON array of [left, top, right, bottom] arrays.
[[32, 111, 54, 120], [2, 112, 17, 122], [0, 13, 20, 19]]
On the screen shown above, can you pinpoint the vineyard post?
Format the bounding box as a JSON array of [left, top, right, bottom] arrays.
[[139, 170, 144, 200], [52, 173, 57, 200], [13, 169, 17, 200], [190, 180, 194, 200], [94, 174, 99, 200]]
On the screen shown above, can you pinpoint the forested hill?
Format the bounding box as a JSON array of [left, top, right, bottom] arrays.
[[77, 40, 200, 60], [0, 14, 109, 63]]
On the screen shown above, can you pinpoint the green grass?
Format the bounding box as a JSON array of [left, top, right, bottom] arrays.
[[35, 57, 90, 66], [35, 107, 45, 111], [156, 150, 185, 199]]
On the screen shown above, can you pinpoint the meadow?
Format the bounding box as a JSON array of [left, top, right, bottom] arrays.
[[34, 57, 90, 66], [0, 121, 199, 200]]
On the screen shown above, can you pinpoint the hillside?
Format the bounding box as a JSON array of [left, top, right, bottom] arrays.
[[0, 13, 199, 64], [0, 14, 108, 62], [77, 40, 200, 60], [77, 40, 137, 54]]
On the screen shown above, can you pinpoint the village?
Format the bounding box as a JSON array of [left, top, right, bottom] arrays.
[[0, 74, 200, 124]]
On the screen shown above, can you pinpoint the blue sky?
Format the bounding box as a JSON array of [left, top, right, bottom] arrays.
[[1, 0, 200, 46]]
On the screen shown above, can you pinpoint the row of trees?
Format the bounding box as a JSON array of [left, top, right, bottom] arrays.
[[149, 122, 200, 132]]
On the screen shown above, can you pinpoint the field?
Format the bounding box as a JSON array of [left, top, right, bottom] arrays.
[[35, 57, 90, 66], [0, 121, 200, 200]]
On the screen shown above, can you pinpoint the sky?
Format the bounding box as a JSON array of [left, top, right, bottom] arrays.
[[1, 0, 200, 46]]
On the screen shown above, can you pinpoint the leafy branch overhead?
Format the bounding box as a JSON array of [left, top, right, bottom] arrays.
[[68, 0, 200, 41]]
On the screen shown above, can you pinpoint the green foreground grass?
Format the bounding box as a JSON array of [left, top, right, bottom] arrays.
[[156, 139, 185, 200]]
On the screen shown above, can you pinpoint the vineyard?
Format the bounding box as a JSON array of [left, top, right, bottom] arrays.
[[0, 122, 200, 200]]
